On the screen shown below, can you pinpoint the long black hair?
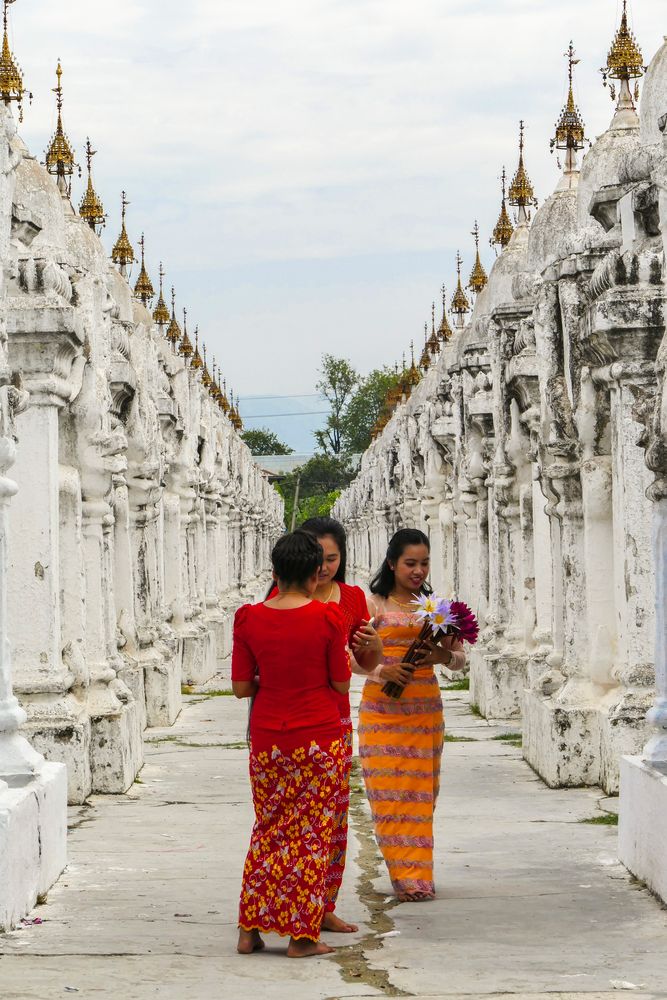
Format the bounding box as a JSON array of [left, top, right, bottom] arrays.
[[369, 528, 431, 598], [300, 516, 347, 583]]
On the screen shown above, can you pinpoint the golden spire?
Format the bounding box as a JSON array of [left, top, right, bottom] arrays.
[[201, 344, 213, 388], [468, 221, 488, 295], [419, 322, 431, 372], [601, 0, 645, 106], [437, 284, 453, 342], [165, 287, 182, 345], [209, 358, 221, 402], [552, 42, 586, 166], [191, 326, 204, 370], [427, 301, 440, 356], [152, 263, 170, 326], [405, 341, 421, 388], [0, 1, 29, 121], [490, 167, 514, 251], [134, 233, 155, 305], [509, 121, 537, 224], [79, 138, 106, 232], [45, 61, 77, 196], [179, 307, 194, 359], [220, 377, 231, 415], [451, 253, 470, 327], [111, 191, 136, 273], [229, 390, 242, 430]]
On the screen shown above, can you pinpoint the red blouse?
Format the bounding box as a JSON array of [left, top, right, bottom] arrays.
[[266, 583, 370, 721], [232, 601, 350, 750]]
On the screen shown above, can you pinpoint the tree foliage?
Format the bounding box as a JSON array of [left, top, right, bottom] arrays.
[[314, 355, 359, 455], [276, 454, 355, 529], [241, 427, 293, 456], [340, 367, 400, 454]]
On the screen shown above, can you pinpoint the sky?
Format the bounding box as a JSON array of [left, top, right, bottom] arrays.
[[11, 0, 666, 448]]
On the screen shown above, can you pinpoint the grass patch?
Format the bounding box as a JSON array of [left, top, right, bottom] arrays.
[[203, 689, 234, 697], [469, 703, 485, 719], [181, 685, 195, 695], [221, 741, 249, 750], [492, 733, 523, 747], [579, 813, 619, 826], [444, 734, 477, 743], [447, 677, 470, 692]]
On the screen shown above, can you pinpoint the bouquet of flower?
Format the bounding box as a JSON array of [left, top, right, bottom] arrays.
[[382, 594, 479, 700]]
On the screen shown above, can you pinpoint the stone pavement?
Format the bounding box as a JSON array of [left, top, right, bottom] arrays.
[[1, 676, 667, 1000]]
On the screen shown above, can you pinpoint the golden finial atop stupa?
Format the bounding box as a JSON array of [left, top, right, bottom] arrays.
[[490, 167, 514, 251], [79, 138, 106, 232], [427, 301, 440, 356], [405, 342, 421, 389], [468, 221, 488, 295], [201, 344, 213, 388], [209, 358, 221, 401], [191, 327, 204, 370], [220, 376, 231, 415], [420, 322, 431, 372], [152, 263, 170, 326], [601, 0, 645, 107], [134, 233, 155, 306], [552, 42, 586, 168], [451, 253, 470, 327], [437, 284, 453, 342], [111, 191, 136, 275], [0, 1, 30, 121], [229, 390, 242, 429], [165, 287, 182, 345], [45, 61, 78, 197], [179, 307, 194, 359], [509, 121, 537, 224]]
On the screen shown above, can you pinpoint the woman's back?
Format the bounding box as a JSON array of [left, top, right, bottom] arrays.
[[232, 601, 349, 744]]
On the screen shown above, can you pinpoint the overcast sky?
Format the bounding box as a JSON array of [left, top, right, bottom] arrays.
[[13, 0, 666, 405]]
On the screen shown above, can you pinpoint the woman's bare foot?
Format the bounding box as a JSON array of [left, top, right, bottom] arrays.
[[396, 891, 434, 903], [237, 928, 265, 954], [322, 912, 359, 933], [287, 937, 335, 958]]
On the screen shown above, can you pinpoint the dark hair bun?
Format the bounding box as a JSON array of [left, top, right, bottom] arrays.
[[271, 530, 323, 587]]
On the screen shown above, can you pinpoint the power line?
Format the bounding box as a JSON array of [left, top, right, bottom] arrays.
[[239, 393, 323, 401], [241, 411, 329, 419]]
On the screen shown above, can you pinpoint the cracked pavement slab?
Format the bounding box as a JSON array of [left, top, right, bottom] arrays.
[[0, 677, 666, 1000]]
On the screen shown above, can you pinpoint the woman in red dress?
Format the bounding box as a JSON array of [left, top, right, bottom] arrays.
[[233, 530, 351, 958], [294, 517, 383, 932]]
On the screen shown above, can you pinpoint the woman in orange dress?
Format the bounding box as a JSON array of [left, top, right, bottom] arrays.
[[359, 529, 466, 902], [233, 530, 351, 958]]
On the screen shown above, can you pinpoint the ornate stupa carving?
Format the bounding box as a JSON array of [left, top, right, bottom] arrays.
[[111, 192, 136, 277], [427, 302, 440, 356], [45, 61, 78, 197], [451, 253, 471, 327], [201, 345, 213, 389], [79, 138, 106, 232], [491, 167, 514, 251], [509, 120, 537, 224], [420, 322, 431, 372], [601, 0, 645, 111], [152, 264, 170, 327], [0, 1, 29, 121], [468, 221, 488, 295], [134, 234, 155, 306]]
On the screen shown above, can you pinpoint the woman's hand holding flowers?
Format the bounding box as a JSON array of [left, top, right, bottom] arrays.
[[379, 662, 413, 686], [413, 634, 463, 668]]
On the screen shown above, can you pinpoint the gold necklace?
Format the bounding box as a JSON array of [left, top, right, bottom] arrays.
[[320, 582, 335, 603], [389, 594, 416, 611]]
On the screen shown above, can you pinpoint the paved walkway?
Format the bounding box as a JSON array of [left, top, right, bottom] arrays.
[[1, 676, 667, 1000]]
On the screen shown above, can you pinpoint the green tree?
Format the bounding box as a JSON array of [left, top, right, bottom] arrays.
[[314, 355, 358, 455], [276, 454, 355, 529], [241, 427, 293, 456], [340, 367, 400, 453]]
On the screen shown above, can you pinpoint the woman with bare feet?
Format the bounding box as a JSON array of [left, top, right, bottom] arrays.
[[233, 530, 351, 958], [268, 516, 384, 935], [358, 530, 466, 903]]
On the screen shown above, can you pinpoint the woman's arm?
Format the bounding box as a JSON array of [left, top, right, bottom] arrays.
[[232, 679, 259, 699], [414, 634, 467, 671], [326, 609, 351, 694]]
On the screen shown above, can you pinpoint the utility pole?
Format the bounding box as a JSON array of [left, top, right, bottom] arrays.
[[289, 472, 301, 532]]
